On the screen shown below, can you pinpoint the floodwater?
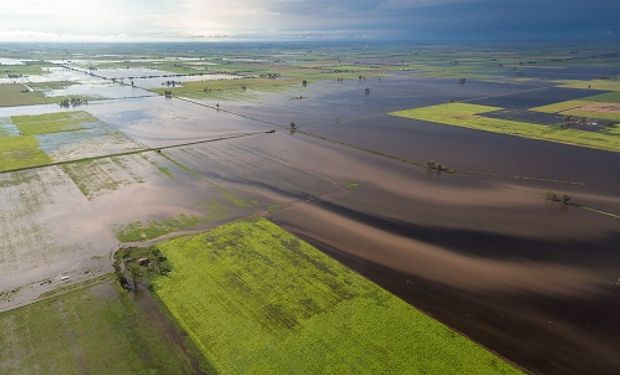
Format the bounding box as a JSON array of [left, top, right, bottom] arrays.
[[0, 67, 98, 84], [43, 82, 156, 100], [1, 68, 619, 374], [197, 76, 620, 197], [469, 86, 607, 109], [132, 73, 241, 89], [164, 130, 620, 374], [86, 96, 270, 147]]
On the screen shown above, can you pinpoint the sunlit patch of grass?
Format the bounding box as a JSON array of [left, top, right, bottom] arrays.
[[0, 136, 51, 172], [152, 77, 296, 100], [390, 102, 620, 152], [12, 111, 96, 136], [152, 218, 521, 375]]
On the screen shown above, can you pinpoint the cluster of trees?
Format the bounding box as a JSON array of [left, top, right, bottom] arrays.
[[59, 97, 87, 108], [561, 115, 592, 130], [426, 160, 447, 172], [259, 73, 280, 79], [113, 246, 172, 292], [544, 191, 573, 205], [162, 80, 181, 87], [163, 90, 173, 98]]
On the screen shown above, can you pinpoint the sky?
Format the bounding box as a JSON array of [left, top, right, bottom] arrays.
[[0, 0, 618, 42]]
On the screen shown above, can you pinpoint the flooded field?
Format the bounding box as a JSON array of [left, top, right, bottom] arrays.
[[0, 43, 619, 374]]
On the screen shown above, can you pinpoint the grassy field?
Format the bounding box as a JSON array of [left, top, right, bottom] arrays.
[[556, 79, 620, 91], [152, 218, 521, 374], [150, 65, 388, 100], [0, 135, 51, 172], [390, 102, 620, 152], [114, 197, 241, 242], [0, 111, 131, 172], [585, 91, 620, 103], [12, 111, 95, 135], [0, 276, 199, 374], [0, 84, 55, 107], [152, 77, 296, 100], [0, 63, 46, 77], [532, 95, 620, 122]]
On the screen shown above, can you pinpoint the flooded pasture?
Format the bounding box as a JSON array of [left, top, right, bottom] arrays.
[[0, 58, 619, 375], [469, 87, 608, 109], [132, 74, 241, 89], [189, 77, 620, 197], [86, 96, 270, 147]]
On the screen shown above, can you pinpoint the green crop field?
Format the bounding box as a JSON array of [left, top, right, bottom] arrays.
[[12, 111, 96, 136], [0, 84, 55, 107], [0, 277, 198, 375], [0, 135, 51, 172], [390, 102, 620, 152], [152, 218, 521, 375]]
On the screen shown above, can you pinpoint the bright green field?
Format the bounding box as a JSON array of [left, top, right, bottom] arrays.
[[0, 136, 51, 172], [0, 111, 104, 172], [153, 218, 520, 375], [390, 102, 620, 152], [12, 111, 95, 136], [0, 277, 198, 374]]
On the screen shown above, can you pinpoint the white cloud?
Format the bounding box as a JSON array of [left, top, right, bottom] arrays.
[[0, 0, 482, 41]]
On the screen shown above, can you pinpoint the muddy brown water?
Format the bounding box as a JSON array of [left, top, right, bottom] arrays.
[[170, 129, 620, 374], [147, 129, 620, 373], [195, 77, 620, 196], [2, 73, 620, 374]]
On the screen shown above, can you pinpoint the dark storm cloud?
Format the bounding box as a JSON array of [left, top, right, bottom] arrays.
[[274, 0, 620, 40]]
